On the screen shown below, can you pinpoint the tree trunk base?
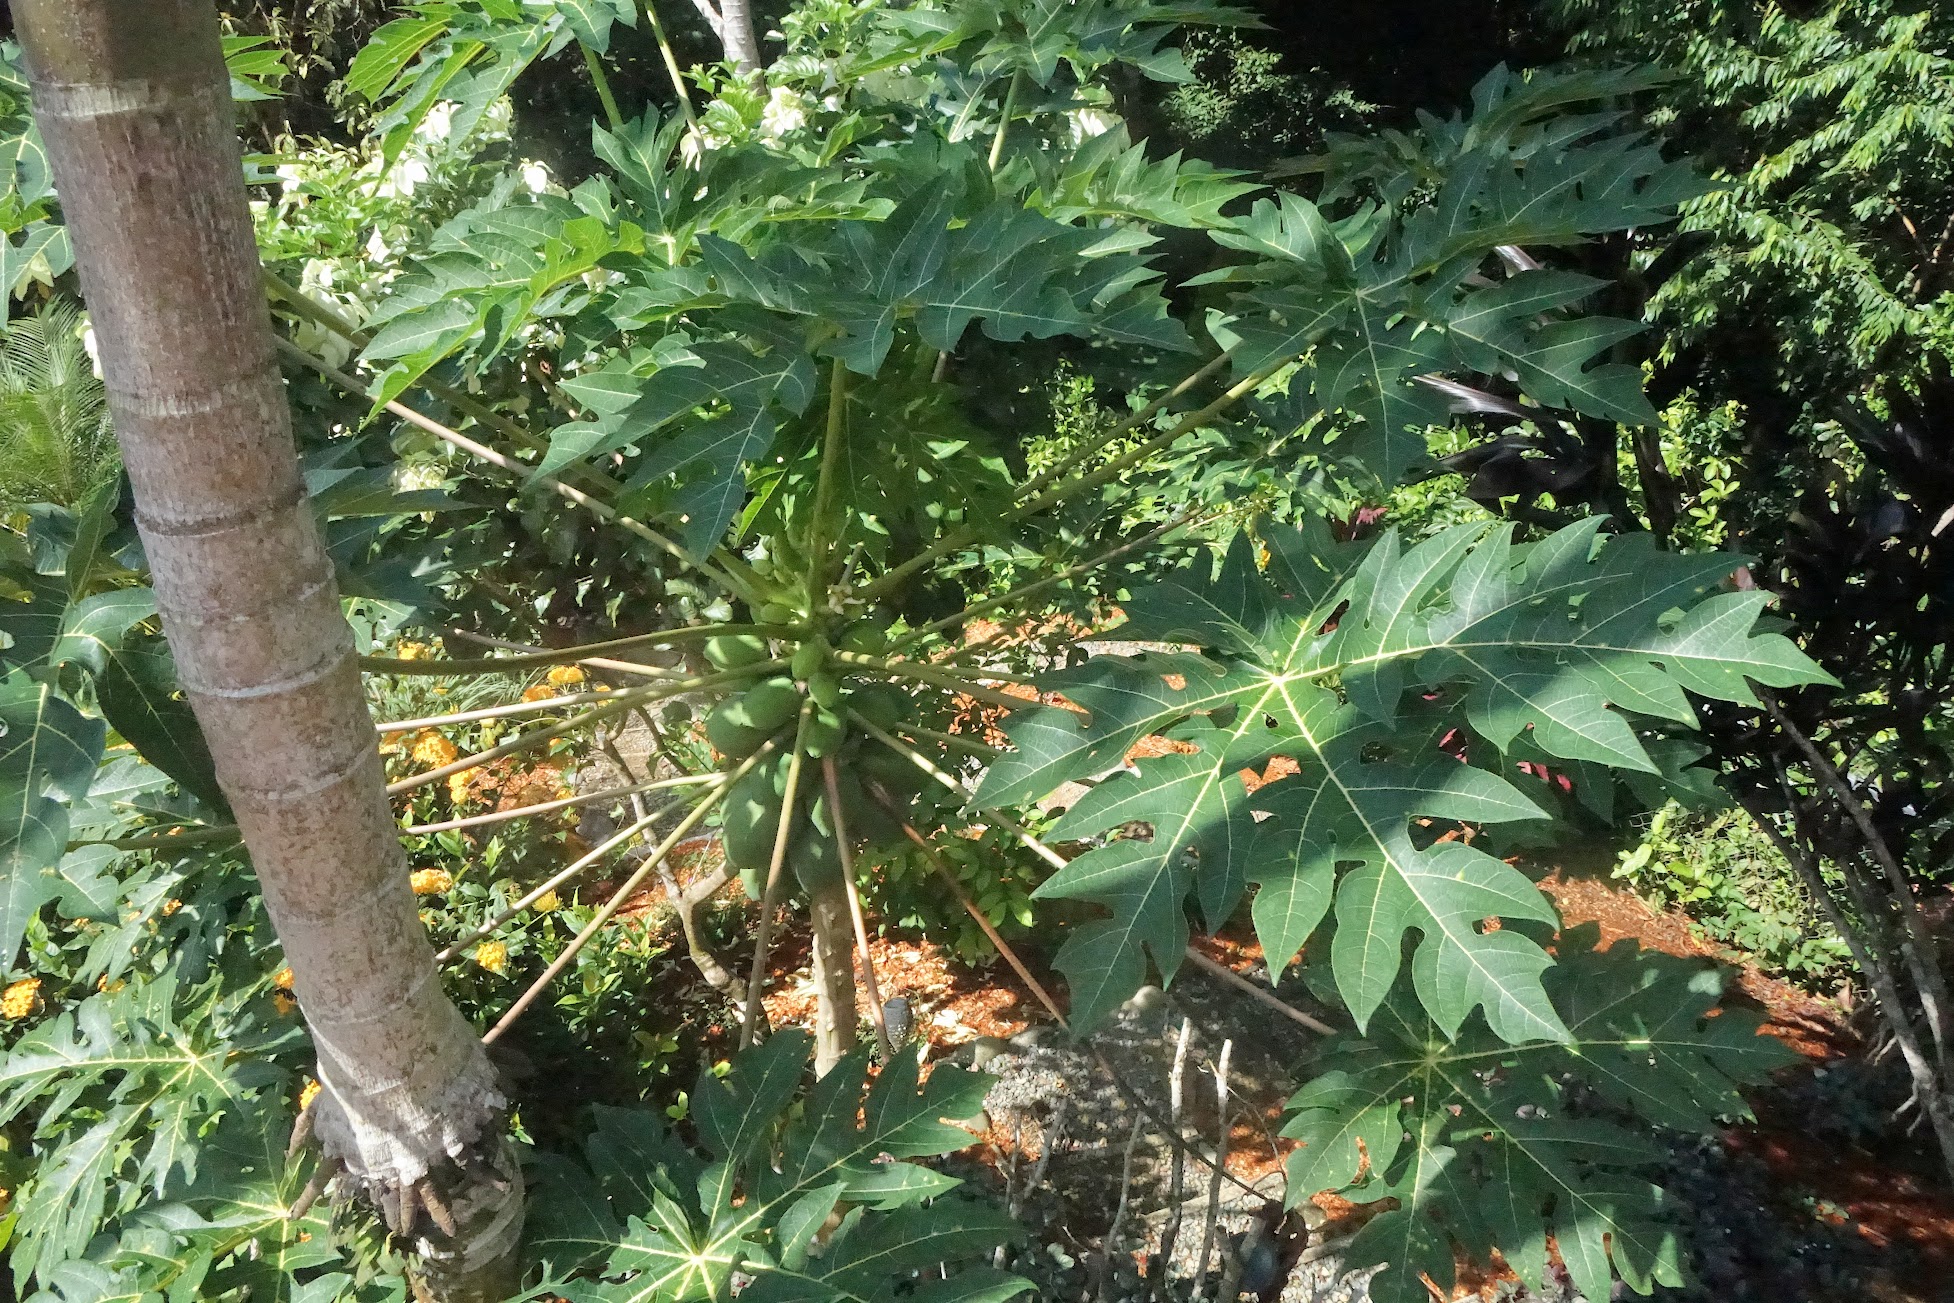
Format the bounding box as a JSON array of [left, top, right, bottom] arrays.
[[404, 1135, 527, 1303]]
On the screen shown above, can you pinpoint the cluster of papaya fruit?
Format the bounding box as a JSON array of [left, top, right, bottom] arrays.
[[701, 623, 933, 899]]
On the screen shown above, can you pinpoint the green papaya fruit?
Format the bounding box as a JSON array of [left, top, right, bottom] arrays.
[[790, 814, 844, 892], [807, 670, 842, 710], [739, 864, 762, 899], [790, 638, 828, 680], [827, 763, 902, 849], [728, 676, 801, 733], [860, 744, 928, 800], [721, 765, 788, 871], [769, 749, 798, 798], [837, 620, 888, 655], [804, 706, 845, 759], [706, 699, 770, 759], [703, 633, 770, 669], [848, 681, 908, 730], [756, 600, 797, 625]]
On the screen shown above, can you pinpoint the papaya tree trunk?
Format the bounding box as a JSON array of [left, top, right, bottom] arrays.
[[718, 0, 763, 72], [691, 0, 761, 73], [807, 876, 858, 1075], [14, 4, 522, 1298]]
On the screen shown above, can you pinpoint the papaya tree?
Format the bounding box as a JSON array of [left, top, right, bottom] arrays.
[[0, 2, 1835, 1300], [269, 5, 1823, 1295], [13, 1, 522, 1298]]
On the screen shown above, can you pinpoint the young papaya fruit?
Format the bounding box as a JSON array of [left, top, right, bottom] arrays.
[[807, 670, 842, 710], [703, 633, 769, 669], [756, 600, 798, 625], [790, 638, 828, 681], [804, 706, 846, 759], [847, 681, 908, 731], [706, 699, 770, 759], [790, 815, 844, 892], [728, 676, 801, 733], [837, 620, 888, 655], [721, 765, 788, 871]]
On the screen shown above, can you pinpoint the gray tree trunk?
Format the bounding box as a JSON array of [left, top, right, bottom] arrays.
[[807, 876, 858, 1076], [718, 0, 763, 73], [14, 4, 522, 1298], [692, 0, 762, 73]]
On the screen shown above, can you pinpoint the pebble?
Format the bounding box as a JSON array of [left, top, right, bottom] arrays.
[[969, 1035, 1011, 1070]]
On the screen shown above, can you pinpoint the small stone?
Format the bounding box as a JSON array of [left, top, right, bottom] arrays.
[[1122, 984, 1166, 1015], [970, 1036, 1011, 1069], [1010, 1024, 1056, 1049]]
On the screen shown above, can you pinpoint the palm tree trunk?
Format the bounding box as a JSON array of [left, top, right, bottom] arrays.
[[14, 4, 521, 1298]]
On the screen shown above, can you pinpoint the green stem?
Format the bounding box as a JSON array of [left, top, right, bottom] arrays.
[[69, 825, 240, 853], [887, 508, 1210, 653], [888, 720, 999, 758], [832, 648, 1040, 687], [434, 784, 714, 961], [265, 272, 769, 603], [362, 622, 783, 677], [804, 360, 850, 610], [480, 756, 754, 1045], [385, 661, 783, 796], [988, 71, 1025, 172], [853, 718, 1055, 868], [860, 356, 1283, 604], [833, 652, 1036, 712], [580, 40, 625, 130], [640, 0, 699, 132], [740, 703, 816, 1049]]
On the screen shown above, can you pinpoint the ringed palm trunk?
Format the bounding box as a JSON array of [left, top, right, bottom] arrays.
[[15, 3, 522, 1297]]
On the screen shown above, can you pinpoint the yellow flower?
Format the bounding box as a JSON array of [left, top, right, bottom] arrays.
[[161, 898, 181, 917], [410, 729, 460, 770], [447, 771, 473, 806], [273, 991, 298, 1017], [1, 978, 41, 1021], [547, 664, 586, 687], [395, 641, 430, 661], [272, 966, 296, 991], [474, 940, 509, 975], [299, 1079, 322, 1111], [522, 684, 557, 703], [534, 890, 560, 913], [410, 867, 454, 895]]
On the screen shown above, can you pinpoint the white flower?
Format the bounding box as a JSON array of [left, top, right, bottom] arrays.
[[759, 86, 808, 139], [365, 227, 391, 263], [275, 162, 304, 194], [295, 319, 353, 370], [1072, 108, 1119, 143], [376, 155, 430, 198], [81, 323, 101, 379], [521, 160, 551, 194], [418, 101, 455, 143]]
